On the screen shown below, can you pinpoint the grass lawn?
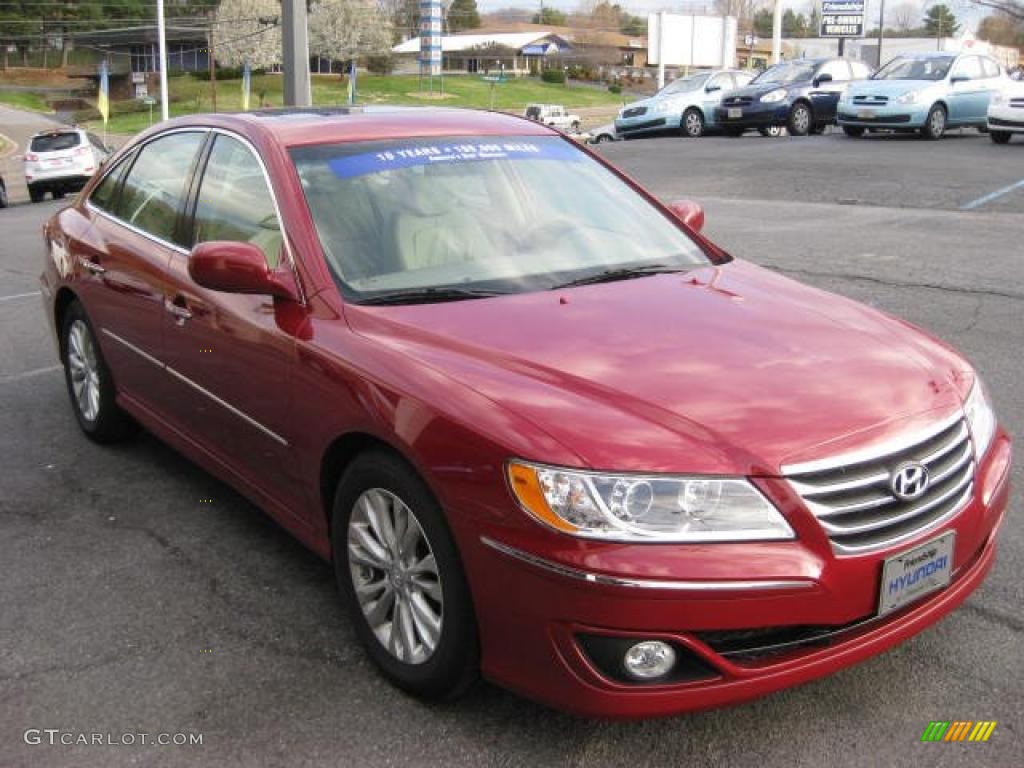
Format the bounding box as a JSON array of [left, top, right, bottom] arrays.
[[0, 90, 51, 112], [87, 73, 626, 134]]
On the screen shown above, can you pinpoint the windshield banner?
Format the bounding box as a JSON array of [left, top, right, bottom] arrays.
[[327, 139, 581, 179]]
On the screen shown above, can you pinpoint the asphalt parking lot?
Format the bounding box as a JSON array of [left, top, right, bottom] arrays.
[[1, 126, 1021, 767]]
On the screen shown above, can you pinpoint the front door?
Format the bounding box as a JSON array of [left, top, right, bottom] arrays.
[[160, 132, 308, 517], [949, 56, 986, 123]]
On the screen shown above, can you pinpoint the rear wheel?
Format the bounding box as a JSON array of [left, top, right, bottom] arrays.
[[681, 108, 705, 138], [60, 301, 136, 443], [28, 184, 45, 203], [843, 126, 865, 137], [921, 104, 946, 140], [787, 103, 812, 136], [990, 130, 1012, 144], [332, 450, 479, 701], [0, 181, 8, 208]]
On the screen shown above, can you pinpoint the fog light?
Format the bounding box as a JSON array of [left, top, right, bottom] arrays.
[[623, 640, 676, 680]]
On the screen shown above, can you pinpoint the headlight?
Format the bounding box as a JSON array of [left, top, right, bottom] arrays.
[[895, 91, 920, 104], [507, 461, 795, 542], [760, 88, 788, 104], [964, 377, 996, 458]]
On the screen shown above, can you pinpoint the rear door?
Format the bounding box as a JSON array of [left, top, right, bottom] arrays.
[[77, 130, 207, 418], [160, 131, 307, 514]]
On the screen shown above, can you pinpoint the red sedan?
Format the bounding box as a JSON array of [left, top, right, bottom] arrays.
[[39, 108, 1011, 718]]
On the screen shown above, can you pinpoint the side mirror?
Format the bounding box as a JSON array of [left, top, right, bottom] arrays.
[[813, 73, 833, 87], [705, 84, 721, 93], [189, 241, 298, 301], [950, 74, 968, 84], [667, 200, 705, 233]]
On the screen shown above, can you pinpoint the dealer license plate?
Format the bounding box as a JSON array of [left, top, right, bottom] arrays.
[[857, 109, 876, 119], [727, 108, 743, 119], [878, 532, 955, 616]]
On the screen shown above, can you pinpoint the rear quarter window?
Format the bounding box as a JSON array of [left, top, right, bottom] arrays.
[[31, 133, 81, 153]]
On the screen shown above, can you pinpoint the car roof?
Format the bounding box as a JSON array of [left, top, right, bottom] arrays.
[[155, 106, 555, 148]]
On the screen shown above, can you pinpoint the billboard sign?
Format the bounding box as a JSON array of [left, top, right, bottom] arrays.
[[819, 0, 866, 38]]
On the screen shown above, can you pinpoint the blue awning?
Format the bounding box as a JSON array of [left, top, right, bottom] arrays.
[[520, 44, 548, 56]]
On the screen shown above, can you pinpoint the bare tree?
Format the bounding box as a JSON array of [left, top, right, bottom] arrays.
[[891, 2, 918, 31], [214, 0, 283, 69], [968, 0, 1024, 20]]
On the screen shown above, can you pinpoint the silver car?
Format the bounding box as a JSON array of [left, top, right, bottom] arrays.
[[615, 69, 756, 138]]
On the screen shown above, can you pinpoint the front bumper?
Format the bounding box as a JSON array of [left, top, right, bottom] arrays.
[[837, 103, 929, 129], [466, 433, 1011, 718], [988, 105, 1024, 132], [714, 102, 790, 129]]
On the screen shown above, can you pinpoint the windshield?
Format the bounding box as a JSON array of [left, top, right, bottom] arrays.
[[291, 136, 709, 301], [873, 56, 953, 81], [659, 73, 710, 96], [751, 61, 818, 85], [31, 132, 81, 152]]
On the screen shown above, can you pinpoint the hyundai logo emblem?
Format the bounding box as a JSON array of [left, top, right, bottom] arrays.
[[891, 462, 930, 501]]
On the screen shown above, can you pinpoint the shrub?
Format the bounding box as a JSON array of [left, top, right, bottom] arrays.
[[365, 55, 394, 75], [541, 69, 565, 84], [608, 83, 622, 94]]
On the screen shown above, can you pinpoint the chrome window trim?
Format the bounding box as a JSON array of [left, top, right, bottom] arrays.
[[101, 328, 289, 447], [480, 536, 814, 592], [87, 203, 190, 256], [781, 409, 964, 476]]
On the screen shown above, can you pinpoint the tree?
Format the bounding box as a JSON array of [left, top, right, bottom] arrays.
[[532, 8, 568, 25], [308, 0, 392, 64], [448, 0, 481, 32], [923, 4, 960, 37], [619, 12, 646, 36], [967, 0, 1024, 22], [753, 7, 773, 38], [977, 11, 1024, 45], [783, 9, 810, 37], [214, 0, 283, 69], [891, 2, 918, 31]]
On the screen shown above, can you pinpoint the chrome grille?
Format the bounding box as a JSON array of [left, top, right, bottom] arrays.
[[852, 95, 889, 105], [1010, 98, 1024, 109], [785, 414, 974, 554], [723, 96, 753, 106]]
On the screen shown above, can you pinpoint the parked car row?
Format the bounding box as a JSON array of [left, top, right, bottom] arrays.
[[614, 52, 1021, 143]]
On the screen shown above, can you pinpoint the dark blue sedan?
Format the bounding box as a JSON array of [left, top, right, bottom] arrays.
[[715, 58, 873, 136]]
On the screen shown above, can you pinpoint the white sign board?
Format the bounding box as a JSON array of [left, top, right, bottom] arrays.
[[820, 0, 866, 38], [647, 14, 738, 68]]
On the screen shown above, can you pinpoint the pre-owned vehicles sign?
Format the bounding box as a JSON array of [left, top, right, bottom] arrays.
[[820, 0, 865, 37]]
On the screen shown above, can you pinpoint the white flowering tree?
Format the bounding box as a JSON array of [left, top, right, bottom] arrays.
[[214, 0, 283, 70], [308, 0, 393, 65]]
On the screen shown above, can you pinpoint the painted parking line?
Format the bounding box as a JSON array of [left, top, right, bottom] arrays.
[[0, 364, 61, 384], [0, 291, 41, 303], [961, 178, 1024, 211]]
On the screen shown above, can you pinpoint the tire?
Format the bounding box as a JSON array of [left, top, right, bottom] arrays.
[[758, 126, 784, 137], [843, 126, 865, 137], [990, 130, 1011, 145], [787, 103, 812, 136], [570, 121, 580, 133], [53, 189, 66, 199], [0, 181, 8, 208], [60, 301, 137, 443], [595, 134, 612, 143], [921, 104, 946, 140], [332, 450, 479, 701], [28, 184, 45, 203], [681, 108, 705, 138]]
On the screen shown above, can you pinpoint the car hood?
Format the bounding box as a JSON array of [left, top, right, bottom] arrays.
[[847, 79, 942, 98], [346, 260, 968, 476]]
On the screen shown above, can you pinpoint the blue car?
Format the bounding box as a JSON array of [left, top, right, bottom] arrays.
[[838, 52, 1010, 139], [715, 58, 873, 136], [615, 69, 755, 138]]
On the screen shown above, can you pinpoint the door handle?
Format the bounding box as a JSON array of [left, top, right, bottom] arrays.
[[164, 296, 193, 325]]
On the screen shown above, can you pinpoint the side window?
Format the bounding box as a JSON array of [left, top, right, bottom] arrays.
[[819, 60, 851, 82], [734, 71, 755, 87], [89, 154, 132, 213], [115, 132, 204, 245], [951, 56, 982, 81], [981, 58, 1000, 78], [850, 62, 872, 79], [708, 73, 732, 91], [192, 135, 282, 268]]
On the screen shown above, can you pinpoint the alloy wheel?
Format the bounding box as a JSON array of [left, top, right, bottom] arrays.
[[67, 319, 101, 422], [684, 111, 704, 137], [347, 488, 443, 665], [930, 109, 945, 137]]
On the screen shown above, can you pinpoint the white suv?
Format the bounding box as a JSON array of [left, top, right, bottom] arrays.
[[24, 128, 111, 203], [524, 104, 582, 133]]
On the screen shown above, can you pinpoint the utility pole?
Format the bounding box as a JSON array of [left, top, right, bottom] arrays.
[[877, 0, 885, 66], [156, 0, 169, 121], [771, 0, 783, 64], [282, 0, 311, 107], [657, 10, 665, 90]]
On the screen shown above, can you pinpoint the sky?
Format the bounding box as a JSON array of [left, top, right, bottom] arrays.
[[475, 0, 992, 35]]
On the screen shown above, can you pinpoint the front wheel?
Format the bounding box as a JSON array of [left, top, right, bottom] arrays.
[[921, 104, 946, 140], [758, 125, 784, 137], [332, 450, 479, 701], [990, 130, 1012, 144], [787, 103, 812, 136], [61, 301, 136, 443], [681, 108, 705, 138], [843, 125, 865, 137]]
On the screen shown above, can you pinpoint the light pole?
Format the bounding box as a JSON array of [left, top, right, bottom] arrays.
[[156, 0, 169, 121], [877, 0, 885, 67]]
